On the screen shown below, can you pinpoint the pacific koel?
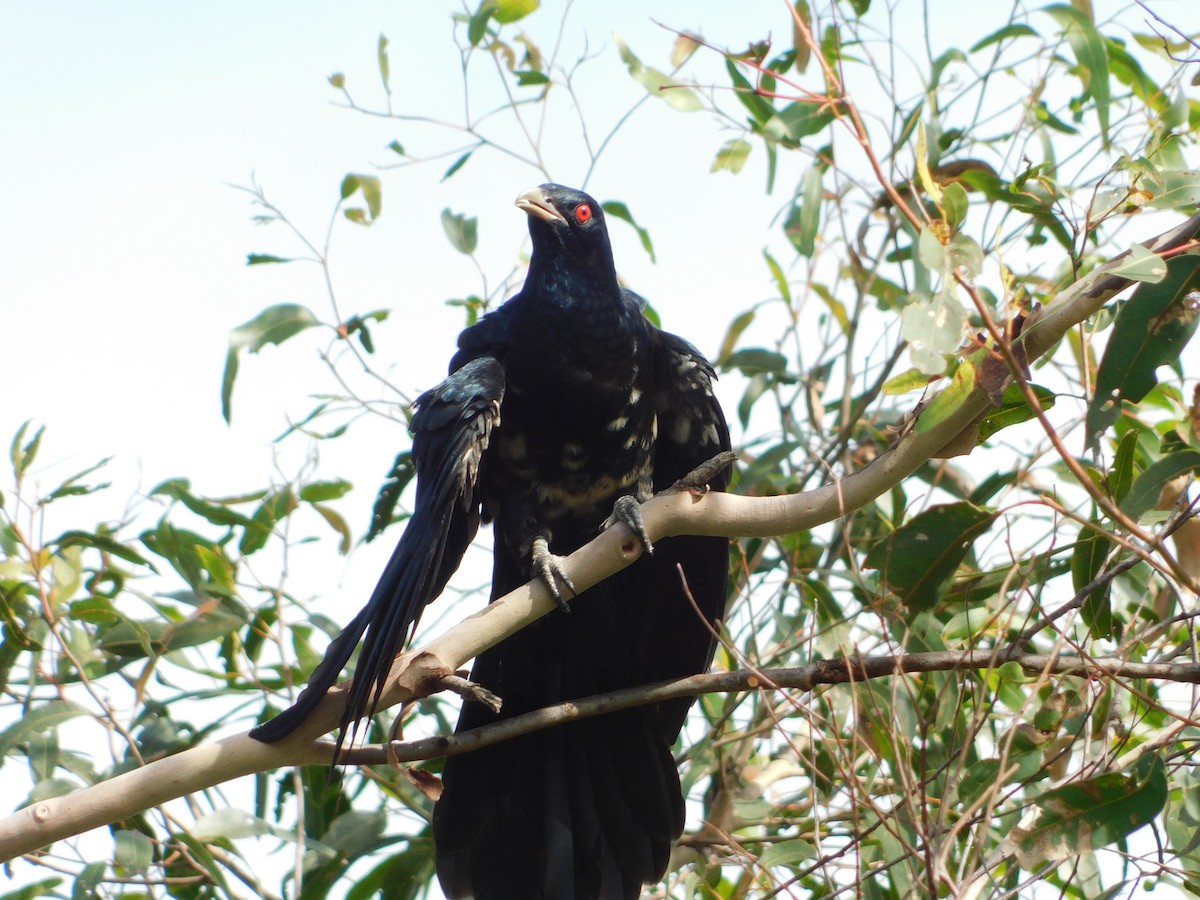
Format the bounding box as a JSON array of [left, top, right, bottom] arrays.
[[252, 183, 731, 900]]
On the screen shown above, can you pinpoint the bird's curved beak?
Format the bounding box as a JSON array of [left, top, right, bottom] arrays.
[[515, 187, 566, 223]]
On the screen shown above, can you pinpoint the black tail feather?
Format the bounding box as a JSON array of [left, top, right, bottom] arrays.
[[249, 358, 503, 751]]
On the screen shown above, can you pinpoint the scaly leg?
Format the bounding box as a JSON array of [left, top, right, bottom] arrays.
[[603, 452, 737, 555], [531, 535, 577, 610]]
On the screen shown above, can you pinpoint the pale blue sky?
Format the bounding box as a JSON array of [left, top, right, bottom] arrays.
[[1, 2, 793, 493]]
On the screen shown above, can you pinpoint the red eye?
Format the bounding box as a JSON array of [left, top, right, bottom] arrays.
[[574, 203, 592, 223]]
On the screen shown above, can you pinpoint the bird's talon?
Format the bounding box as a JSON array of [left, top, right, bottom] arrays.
[[605, 494, 653, 555], [532, 537, 576, 610]]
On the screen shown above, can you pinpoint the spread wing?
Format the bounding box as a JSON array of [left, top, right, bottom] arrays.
[[250, 355, 505, 753]]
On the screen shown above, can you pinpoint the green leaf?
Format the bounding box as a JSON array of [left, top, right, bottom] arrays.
[[160, 603, 246, 654], [1085, 254, 1200, 445], [1072, 523, 1114, 640], [762, 250, 790, 306], [774, 101, 835, 140], [902, 289, 967, 376], [170, 833, 233, 896], [613, 33, 703, 112], [783, 163, 822, 256], [114, 829, 154, 874], [515, 69, 550, 86], [969, 23, 1038, 52], [70, 862, 105, 900], [1146, 169, 1200, 209], [0, 700, 89, 757], [976, 383, 1056, 442], [239, 487, 297, 556], [864, 502, 998, 611], [345, 838, 436, 900], [916, 361, 977, 430], [467, 1, 494, 46], [725, 58, 775, 127], [928, 48, 967, 92], [942, 182, 969, 230], [54, 530, 149, 567], [1108, 39, 1167, 113], [442, 151, 473, 181], [441, 208, 479, 255], [245, 253, 293, 265], [0, 878, 64, 899], [42, 458, 113, 505], [716, 310, 756, 367], [1045, 4, 1110, 140], [722, 348, 788, 376], [340, 173, 382, 225], [221, 304, 320, 423], [493, 0, 538, 24], [1119, 449, 1200, 522], [377, 33, 390, 94], [367, 451, 415, 542], [322, 808, 387, 856], [299, 480, 352, 503], [1013, 755, 1167, 869], [601, 201, 656, 263], [151, 478, 256, 529], [758, 838, 816, 868], [882, 368, 932, 395], [1107, 244, 1168, 283], [1109, 428, 1140, 504], [711, 138, 752, 174], [10, 421, 44, 480], [312, 503, 352, 555]]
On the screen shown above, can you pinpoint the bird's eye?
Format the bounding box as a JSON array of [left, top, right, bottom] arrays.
[[574, 203, 592, 224]]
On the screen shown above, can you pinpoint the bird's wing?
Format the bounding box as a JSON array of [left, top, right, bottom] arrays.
[[249, 355, 505, 751], [645, 323, 733, 739], [649, 325, 731, 491]]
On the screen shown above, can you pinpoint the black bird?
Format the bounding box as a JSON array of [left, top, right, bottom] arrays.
[[251, 184, 731, 899]]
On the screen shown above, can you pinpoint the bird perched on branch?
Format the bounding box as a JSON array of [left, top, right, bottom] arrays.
[[251, 183, 731, 899]]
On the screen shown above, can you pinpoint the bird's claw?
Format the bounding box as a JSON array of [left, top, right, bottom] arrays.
[[532, 536, 577, 611], [604, 494, 654, 555], [669, 451, 738, 494]]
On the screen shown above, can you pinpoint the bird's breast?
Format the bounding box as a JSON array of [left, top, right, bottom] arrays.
[[488, 365, 656, 535]]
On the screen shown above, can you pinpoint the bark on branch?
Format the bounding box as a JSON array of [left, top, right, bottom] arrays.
[[1, 211, 1197, 863], [345, 650, 1200, 766]]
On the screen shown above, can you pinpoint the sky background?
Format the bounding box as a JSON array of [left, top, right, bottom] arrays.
[[3, 1, 1195, 894]]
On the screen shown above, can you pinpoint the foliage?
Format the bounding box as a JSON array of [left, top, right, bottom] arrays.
[[3, 2, 1200, 898]]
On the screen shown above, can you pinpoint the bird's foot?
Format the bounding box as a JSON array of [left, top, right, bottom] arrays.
[[603, 494, 654, 555], [437, 673, 503, 713], [667, 451, 738, 494], [532, 536, 577, 611]]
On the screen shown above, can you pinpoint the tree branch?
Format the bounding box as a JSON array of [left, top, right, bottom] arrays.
[[1, 211, 1197, 863], [338, 650, 1200, 766]]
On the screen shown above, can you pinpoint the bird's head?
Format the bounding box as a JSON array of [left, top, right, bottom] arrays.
[[515, 184, 617, 293]]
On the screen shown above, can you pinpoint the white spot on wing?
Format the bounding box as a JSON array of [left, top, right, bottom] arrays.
[[673, 416, 692, 443]]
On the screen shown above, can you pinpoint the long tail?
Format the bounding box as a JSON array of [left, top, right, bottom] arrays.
[[247, 497, 462, 752], [249, 357, 504, 753]]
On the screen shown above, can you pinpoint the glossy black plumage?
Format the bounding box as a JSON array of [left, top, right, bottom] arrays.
[[251, 184, 731, 899]]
